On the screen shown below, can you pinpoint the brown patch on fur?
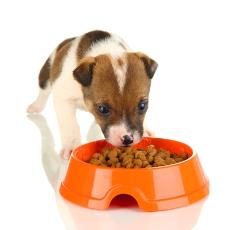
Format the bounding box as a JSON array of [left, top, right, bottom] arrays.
[[134, 52, 158, 79], [39, 58, 50, 89], [50, 38, 74, 82], [77, 30, 111, 61], [117, 57, 124, 67], [73, 57, 96, 87], [57, 37, 75, 51], [57, 37, 75, 52]]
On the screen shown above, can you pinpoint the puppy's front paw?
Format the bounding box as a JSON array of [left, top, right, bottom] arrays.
[[60, 139, 81, 160], [27, 103, 44, 114], [60, 147, 73, 160], [143, 129, 155, 137]]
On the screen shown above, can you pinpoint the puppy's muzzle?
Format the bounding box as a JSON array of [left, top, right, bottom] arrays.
[[121, 134, 134, 146]]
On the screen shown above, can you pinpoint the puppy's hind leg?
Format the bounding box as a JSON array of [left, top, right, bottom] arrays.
[[27, 58, 52, 113]]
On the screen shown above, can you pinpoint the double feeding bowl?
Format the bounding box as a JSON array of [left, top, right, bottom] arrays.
[[60, 137, 209, 211]]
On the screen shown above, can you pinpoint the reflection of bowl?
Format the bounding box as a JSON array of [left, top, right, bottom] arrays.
[[59, 137, 209, 211]]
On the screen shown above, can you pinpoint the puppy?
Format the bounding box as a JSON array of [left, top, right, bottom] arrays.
[[27, 30, 158, 159]]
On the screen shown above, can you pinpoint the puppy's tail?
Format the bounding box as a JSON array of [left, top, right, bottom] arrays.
[[27, 57, 52, 114]]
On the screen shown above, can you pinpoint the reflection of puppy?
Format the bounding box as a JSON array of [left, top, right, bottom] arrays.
[[27, 30, 158, 158]]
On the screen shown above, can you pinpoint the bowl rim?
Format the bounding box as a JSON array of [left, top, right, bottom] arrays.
[[71, 138, 197, 171]]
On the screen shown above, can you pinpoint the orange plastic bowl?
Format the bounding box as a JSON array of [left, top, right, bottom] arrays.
[[60, 138, 209, 211]]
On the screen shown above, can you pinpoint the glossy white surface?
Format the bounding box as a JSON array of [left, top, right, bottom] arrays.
[[21, 114, 208, 230], [1, 0, 230, 229]]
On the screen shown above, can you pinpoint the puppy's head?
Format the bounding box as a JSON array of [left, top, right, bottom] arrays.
[[73, 52, 158, 146]]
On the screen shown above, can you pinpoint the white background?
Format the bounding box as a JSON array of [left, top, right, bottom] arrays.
[[0, 0, 230, 229]]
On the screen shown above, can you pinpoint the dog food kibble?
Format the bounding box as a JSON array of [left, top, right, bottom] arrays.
[[88, 144, 188, 168]]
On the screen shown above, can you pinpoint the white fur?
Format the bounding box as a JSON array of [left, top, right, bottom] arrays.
[[111, 56, 127, 93], [107, 122, 141, 146], [27, 50, 56, 114], [27, 82, 51, 113], [107, 122, 130, 146], [112, 34, 131, 50], [85, 35, 130, 58], [49, 49, 56, 66]]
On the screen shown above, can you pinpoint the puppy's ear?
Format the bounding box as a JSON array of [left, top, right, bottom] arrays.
[[136, 52, 158, 79], [73, 57, 96, 86]]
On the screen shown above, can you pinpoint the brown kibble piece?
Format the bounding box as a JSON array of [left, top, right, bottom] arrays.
[[110, 157, 119, 164], [98, 154, 105, 162], [127, 154, 134, 159], [156, 151, 169, 159], [125, 147, 133, 154], [155, 156, 166, 166], [126, 162, 134, 168], [135, 151, 144, 159], [108, 148, 118, 159], [170, 153, 177, 159], [89, 158, 101, 165], [142, 160, 149, 167], [116, 162, 121, 168], [148, 148, 157, 156], [147, 155, 154, 163], [116, 148, 122, 157], [122, 157, 132, 167], [145, 165, 152, 168], [133, 159, 142, 168], [146, 145, 155, 153], [101, 148, 111, 157], [119, 152, 127, 161], [165, 157, 176, 165], [123, 155, 132, 163], [135, 151, 146, 161], [139, 154, 147, 161], [180, 152, 188, 160], [92, 153, 100, 159], [107, 159, 113, 166], [175, 157, 183, 163]]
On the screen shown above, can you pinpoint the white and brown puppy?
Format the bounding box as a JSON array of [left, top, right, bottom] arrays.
[[27, 30, 158, 159]]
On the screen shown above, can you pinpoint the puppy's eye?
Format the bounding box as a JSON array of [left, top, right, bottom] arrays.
[[138, 100, 148, 114], [97, 104, 110, 116]]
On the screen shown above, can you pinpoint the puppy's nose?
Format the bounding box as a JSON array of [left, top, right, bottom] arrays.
[[122, 135, 133, 146]]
